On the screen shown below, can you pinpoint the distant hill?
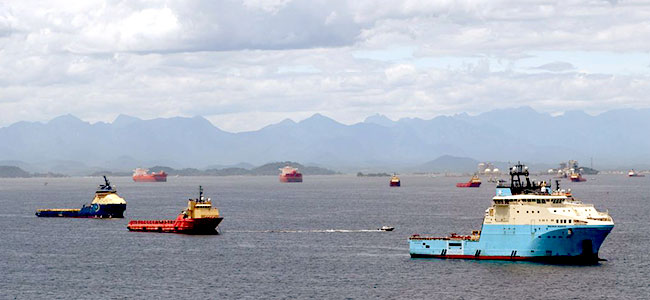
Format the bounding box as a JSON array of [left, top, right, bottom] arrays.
[[415, 155, 480, 173], [0, 165, 66, 178], [251, 161, 337, 175], [1, 107, 649, 172], [0, 166, 30, 178], [88, 162, 336, 177]]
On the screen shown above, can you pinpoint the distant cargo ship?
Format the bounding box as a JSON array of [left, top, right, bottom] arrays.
[[127, 186, 223, 234], [133, 168, 167, 182], [628, 170, 645, 177], [570, 173, 586, 182], [279, 166, 302, 182], [410, 163, 614, 263], [390, 174, 401, 187], [36, 176, 126, 218], [456, 175, 481, 187]]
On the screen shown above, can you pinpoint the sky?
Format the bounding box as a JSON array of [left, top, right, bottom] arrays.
[[1, 0, 650, 132]]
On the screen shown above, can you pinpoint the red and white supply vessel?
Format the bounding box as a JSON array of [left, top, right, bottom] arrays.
[[279, 166, 303, 182], [132, 168, 167, 182]]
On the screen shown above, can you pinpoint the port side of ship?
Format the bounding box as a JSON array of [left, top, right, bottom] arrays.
[[35, 176, 127, 218], [127, 186, 222, 234], [409, 163, 614, 263]]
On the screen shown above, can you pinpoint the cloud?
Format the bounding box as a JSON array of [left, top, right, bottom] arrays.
[[1, 1, 650, 132], [531, 62, 576, 72]]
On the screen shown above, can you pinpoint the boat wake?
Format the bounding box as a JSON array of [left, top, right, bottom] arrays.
[[229, 229, 386, 233]]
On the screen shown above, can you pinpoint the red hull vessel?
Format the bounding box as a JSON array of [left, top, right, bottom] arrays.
[[390, 174, 401, 187], [127, 214, 223, 234], [570, 173, 586, 182], [456, 175, 481, 188], [279, 166, 303, 182], [132, 168, 167, 182], [127, 186, 222, 234]]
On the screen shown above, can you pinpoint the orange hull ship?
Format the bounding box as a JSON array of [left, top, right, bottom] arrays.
[[456, 174, 481, 187], [279, 166, 303, 182], [132, 168, 167, 182], [570, 173, 587, 182], [127, 186, 222, 234]]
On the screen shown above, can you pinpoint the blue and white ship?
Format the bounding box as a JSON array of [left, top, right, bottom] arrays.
[[409, 163, 614, 263], [36, 176, 127, 218]]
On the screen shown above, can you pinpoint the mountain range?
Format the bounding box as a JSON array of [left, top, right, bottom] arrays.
[[1, 106, 648, 174]]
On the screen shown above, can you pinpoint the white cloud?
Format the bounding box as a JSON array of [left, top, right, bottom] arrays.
[[1, 0, 650, 131]]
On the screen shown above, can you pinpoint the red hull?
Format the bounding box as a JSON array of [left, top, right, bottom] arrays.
[[411, 254, 529, 260], [570, 178, 587, 182], [279, 174, 302, 182], [127, 214, 222, 234], [390, 182, 400, 187], [133, 174, 167, 182], [456, 182, 481, 187]]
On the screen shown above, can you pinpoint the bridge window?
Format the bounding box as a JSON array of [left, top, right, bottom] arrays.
[[569, 220, 572, 223]]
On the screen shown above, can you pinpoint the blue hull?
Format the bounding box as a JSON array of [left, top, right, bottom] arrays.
[[410, 224, 613, 262], [36, 204, 126, 218]]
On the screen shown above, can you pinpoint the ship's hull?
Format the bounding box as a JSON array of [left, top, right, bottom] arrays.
[[409, 224, 613, 263], [570, 177, 586, 182], [35, 203, 126, 218], [127, 217, 223, 234], [390, 181, 400, 187], [456, 182, 481, 187], [279, 175, 302, 182], [133, 174, 167, 182]]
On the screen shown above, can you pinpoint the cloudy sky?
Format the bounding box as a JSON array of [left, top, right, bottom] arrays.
[[1, 0, 650, 131]]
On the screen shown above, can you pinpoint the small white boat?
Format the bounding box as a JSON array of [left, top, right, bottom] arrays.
[[380, 226, 394, 231]]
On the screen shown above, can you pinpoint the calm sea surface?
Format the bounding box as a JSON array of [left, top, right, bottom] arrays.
[[1, 174, 648, 299]]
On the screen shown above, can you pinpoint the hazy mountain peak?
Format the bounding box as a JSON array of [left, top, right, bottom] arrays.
[[47, 114, 85, 126], [113, 114, 141, 127], [299, 113, 341, 126], [364, 114, 395, 127], [278, 118, 296, 125]]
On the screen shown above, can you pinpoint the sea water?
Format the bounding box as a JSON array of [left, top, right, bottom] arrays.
[[0, 174, 647, 299]]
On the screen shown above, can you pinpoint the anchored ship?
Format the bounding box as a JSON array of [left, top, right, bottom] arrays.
[[456, 174, 481, 187], [628, 170, 645, 177], [127, 186, 222, 234], [410, 163, 614, 263], [569, 173, 586, 182], [390, 174, 401, 187], [36, 176, 126, 218], [132, 168, 167, 182], [279, 166, 303, 182]]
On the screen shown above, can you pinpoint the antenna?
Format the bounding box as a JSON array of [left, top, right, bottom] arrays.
[[101, 176, 111, 190], [199, 185, 203, 202]]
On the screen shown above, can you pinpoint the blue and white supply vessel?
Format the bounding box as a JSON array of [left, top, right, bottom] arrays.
[[35, 176, 127, 218], [409, 163, 614, 262]]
